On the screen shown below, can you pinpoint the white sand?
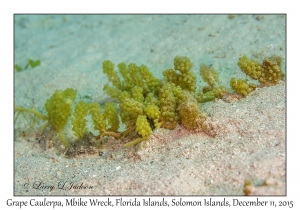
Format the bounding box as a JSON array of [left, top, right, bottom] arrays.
[[14, 15, 285, 195]]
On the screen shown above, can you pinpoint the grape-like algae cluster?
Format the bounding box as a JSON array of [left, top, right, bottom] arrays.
[[230, 55, 284, 96], [14, 55, 284, 154]]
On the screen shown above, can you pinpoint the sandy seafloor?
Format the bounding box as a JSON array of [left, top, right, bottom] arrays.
[[14, 15, 286, 196]]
